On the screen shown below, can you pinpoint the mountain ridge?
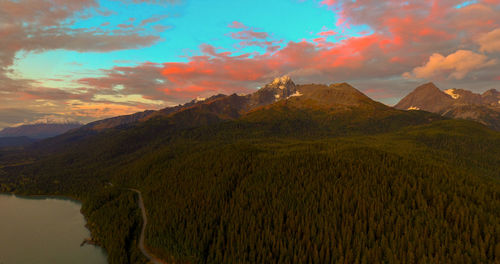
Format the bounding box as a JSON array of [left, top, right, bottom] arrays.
[[395, 82, 500, 130], [78, 77, 384, 133], [0, 123, 83, 139]]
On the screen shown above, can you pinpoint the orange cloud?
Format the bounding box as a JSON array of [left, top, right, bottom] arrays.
[[404, 50, 497, 80], [67, 100, 148, 118]]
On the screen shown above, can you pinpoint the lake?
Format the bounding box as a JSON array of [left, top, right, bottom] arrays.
[[0, 194, 107, 264]]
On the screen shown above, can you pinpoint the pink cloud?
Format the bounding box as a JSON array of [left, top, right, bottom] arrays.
[[313, 37, 327, 43], [118, 23, 134, 28], [228, 21, 247, 29], [231, 30, 269, 40], [317, 30, 337, 37], [139, 14, 169, 26]]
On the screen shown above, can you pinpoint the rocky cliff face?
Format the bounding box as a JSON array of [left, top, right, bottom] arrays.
[[247, 76, 298, 108]]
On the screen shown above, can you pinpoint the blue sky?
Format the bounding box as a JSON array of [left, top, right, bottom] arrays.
[[12, 0, 351, 80]]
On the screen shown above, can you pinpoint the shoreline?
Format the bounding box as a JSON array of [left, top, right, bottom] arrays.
[[0, 192, 83, 203], [0, 191, 106, 253], [0, 188, 165, 263]]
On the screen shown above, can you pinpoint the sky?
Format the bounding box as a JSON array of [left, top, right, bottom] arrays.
[[1, 0, 500, 129]]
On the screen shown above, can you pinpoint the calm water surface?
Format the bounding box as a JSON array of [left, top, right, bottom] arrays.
[[0, 194, 107, 264]]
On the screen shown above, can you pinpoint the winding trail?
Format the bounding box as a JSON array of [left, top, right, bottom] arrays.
[[128, 188, 165, 264]]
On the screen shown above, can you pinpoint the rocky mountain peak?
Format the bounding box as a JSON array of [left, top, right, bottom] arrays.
[[414, 82, 441, 93], [264, 75, 297, 97], [481, 89, 500, 105], [444, 89, 460, 99], [270, 75, 293, 88], [482, 89, 499, 96], [395, 82, 453, 113], [396, 83, 500, 130], [248, 76, 298, 107]]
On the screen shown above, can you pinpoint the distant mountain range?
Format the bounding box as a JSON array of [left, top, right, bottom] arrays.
[[36, 77, 443, 153], [80, 76, 423, 131], [3, 80, 498, 146], [0, 136, 36, 148], [0, 122, 82, 139], [395, 83, 500, 130], [80, 76, 303, 131]]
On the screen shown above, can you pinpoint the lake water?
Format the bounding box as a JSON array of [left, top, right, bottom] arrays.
[[0, 194, 107, 264]]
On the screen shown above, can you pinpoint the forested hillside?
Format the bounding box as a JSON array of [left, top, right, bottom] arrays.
[[0, 84, 499, 263]]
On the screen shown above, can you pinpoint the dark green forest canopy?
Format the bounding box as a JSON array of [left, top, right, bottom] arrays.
[[1, 109, 499, 263]]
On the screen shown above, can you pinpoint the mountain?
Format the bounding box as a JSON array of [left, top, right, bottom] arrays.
[[82, 94, 227, 131], [1, 78, 499, 264], [34, 77, 443, 154], [0, 122, 83, 139], [394, 83, 454, 112], [0, 136, 36, 148], [395, 83, 500, 130], [81, 76, 298, 132]]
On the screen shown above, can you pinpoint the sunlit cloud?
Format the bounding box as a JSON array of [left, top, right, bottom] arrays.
[[0, 0, 499, 128], [403, 50, 497, 80]]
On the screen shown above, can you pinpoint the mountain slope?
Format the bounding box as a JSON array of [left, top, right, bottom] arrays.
[[0, 136, 36, 148], [1, 79, 499, 264], [1, 118, 499, 264], [0, 123, 82, 139], [32, 79, 443, 155], [395, 82, 454, 112], [396, 83, 500, 130]]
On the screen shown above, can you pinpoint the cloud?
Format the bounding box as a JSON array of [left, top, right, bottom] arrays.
[[139, 14, 170, 26], [2, 0, 500, 127], [403, 50, 497, 80], [77, 62, 170, 101], [226, 22, 282, 52], [317, 30, 337, 37], [0, 3, 163, 69], [320, 1, 500, 56], [230, 30, 269, 40], [0, 0, 171, 127], [228, 21, 247, 29], [478, 28, 500, 53], [120, 0, 180, 4], [0, 108, 47, 129]]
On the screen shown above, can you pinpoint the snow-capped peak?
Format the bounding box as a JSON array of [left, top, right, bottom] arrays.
[[195, 96, 206, 102], [288, 91, 302, 98], [29, 116, 81, 125], [271, 75, 291, 87], [444, 89, 460, 99]]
